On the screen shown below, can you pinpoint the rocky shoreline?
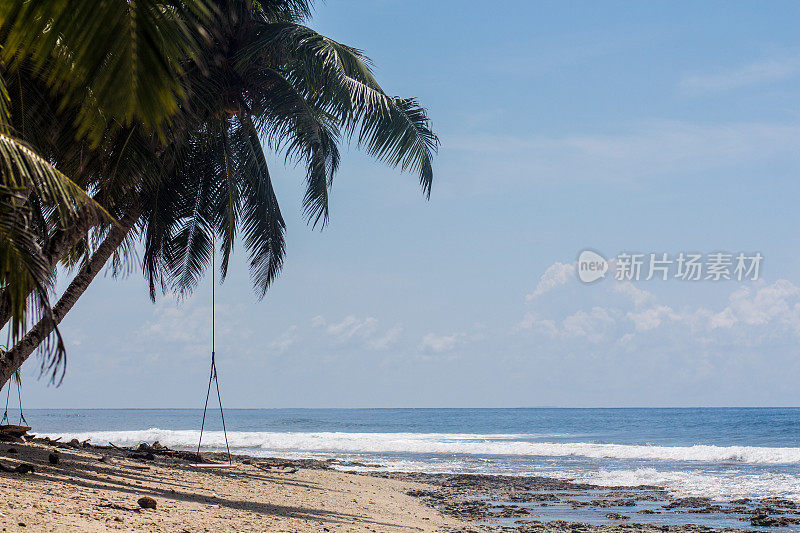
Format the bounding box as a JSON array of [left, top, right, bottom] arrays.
[[9, 437, 800, 532], [369, 472, 800, 533]]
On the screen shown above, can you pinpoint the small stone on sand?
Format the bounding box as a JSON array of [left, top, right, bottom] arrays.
[[137, 496, 157, 510]]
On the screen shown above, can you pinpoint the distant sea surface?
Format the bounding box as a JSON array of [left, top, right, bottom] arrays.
[[26, 407, 800, 501]]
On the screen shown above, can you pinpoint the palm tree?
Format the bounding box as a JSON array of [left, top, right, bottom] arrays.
[[0, 0, 437, 389], [0, 78, 108, 382], [0, 0, 210, 384]]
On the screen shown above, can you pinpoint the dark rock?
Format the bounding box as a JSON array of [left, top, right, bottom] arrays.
[[488, 504, 531, 518], [407, 489, 440, 498], [663, 496, 712, 509], [137, 496, 157, 510], [440, 499, 491, 520], [48, 452, 59, 465], [747, 512, 800, 527], [129, 452, 155, 461], [759, 497, 798, 509], [686, 504, 724, 513], [590, 498, 636, 508], [604, 512, 630, 520], [7, 447, 17, 454], [508, 492, 560, 503]]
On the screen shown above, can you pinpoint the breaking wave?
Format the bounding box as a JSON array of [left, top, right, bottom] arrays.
[[39, 429, 800, 464]]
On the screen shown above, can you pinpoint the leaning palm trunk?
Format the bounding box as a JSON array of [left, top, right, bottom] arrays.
[[0, 206, 140, 388], [0, 207, 103, 331], [0, 0, 438, 385]]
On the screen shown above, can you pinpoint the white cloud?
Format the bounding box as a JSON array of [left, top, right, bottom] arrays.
[[133, 293, 249, 362], [313, 314, 403, 350], [526, 262, 575, 300], [519, 261, 800, 368], [679, 55, 800, 95], [561, 307, 617, 342], [613, 282, 653, 307], [325, 315, 379, 341], [268, 325, 298, 354], [518, 312, 536, 330], [519, 306, 618, 343], [447, 121, 800, 186], [419, 332, 462, 353], [707, 280, 800, 332], [517, 312, 559, 338], [369, 324, 404, 350], [627, 305, 679, 331], [139, 295, 207, 344]]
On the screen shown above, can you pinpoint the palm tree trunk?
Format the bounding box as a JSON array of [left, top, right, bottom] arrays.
[[0, 206, 141, 389], [0, 206, 103, 330]]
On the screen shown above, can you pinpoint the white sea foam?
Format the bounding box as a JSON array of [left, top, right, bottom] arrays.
[[39, 429, 800, 464], [567, 468, 800, 501]]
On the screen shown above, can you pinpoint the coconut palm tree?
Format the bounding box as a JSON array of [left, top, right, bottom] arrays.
[[0, 0, 437, 389], [0, 0, 212, 384], [0, 78, 108, 382]]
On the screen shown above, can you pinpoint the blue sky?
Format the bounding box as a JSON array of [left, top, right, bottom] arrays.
[[18, 0, 800, 408]]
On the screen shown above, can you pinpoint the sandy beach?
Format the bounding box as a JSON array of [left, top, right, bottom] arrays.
[[3, 437, 797, 532], [0, 441, 460, 532]]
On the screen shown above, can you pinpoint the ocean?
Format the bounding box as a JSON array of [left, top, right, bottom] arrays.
[[27, 407, 800, 503]]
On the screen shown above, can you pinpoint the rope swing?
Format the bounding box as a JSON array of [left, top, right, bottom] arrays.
[[1, 345, 26, 426], [196, 240, 232, 465]]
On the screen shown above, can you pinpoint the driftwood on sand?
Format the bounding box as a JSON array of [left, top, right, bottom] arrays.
[[34, 436, 203, 462], [0, 462, 34, 473], [252, 462, 298, 474], [107, 441, 206, 463]]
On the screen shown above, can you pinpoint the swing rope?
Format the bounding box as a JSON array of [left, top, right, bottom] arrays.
[[1, 345, 8, 424], [0, 344, 24, 426], [16, 379, 26, 426], [1, 379, 10, 425], [196, 240, 232, 464], [1, 376, 25, 426]]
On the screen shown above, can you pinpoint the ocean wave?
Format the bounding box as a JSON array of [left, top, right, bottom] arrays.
[[569, 468, 800, 501], [38, 429, 800, 464]]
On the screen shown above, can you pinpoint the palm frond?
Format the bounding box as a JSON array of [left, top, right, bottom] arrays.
[[0, 184, 67, 381], [236, 118, 285, 297], [251, 0, 314, 23], [0, 0, 212, 144], [240, 22, 438, 197], [0, 132, 108, 222], [248, 66, 340, 226]]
